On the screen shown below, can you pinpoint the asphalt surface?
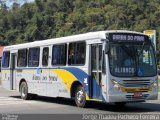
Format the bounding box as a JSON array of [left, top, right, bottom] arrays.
[[0, 86, 160, 120]]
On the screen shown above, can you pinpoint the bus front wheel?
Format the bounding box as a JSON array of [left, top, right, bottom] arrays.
[[20, 82, 30, 100], [75, 85, 86, 108]]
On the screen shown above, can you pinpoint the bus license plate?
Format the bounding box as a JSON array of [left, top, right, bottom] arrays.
[[133, 93, 143, 98]]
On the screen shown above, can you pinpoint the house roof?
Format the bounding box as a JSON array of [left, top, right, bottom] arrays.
[[0, 46, 4, 58]]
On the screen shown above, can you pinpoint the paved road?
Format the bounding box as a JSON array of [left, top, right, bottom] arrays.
[[0, 86, 160, 120]]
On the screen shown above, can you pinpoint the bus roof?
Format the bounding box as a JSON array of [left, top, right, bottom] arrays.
[[3, 30, 146, 51]]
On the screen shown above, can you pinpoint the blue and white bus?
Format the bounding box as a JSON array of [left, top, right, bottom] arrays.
[[1, 30, 158, 107]]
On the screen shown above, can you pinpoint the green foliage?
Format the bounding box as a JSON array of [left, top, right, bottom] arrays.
[[0, 0, 160, 59]]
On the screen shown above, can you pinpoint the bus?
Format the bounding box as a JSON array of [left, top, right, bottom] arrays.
[[1, 30, 158, 107]]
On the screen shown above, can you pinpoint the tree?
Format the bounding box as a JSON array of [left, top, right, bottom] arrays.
[[0, 0, 160, 59]]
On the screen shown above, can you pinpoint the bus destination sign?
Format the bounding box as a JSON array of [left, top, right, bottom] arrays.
[[108, 33, 148, 42]]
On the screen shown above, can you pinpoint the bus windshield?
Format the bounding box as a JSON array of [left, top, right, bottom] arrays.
[[109, 43, 157, 77]]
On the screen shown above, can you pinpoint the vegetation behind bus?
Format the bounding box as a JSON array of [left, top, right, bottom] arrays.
[[0, 0, 160, 64]]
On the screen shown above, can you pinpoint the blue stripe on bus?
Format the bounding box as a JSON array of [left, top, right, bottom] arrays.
[[64, 68, 105, 101], [64, 67, 90, 95]]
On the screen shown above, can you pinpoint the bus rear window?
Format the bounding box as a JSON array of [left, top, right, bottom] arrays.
[[2, 51, 10, 68]]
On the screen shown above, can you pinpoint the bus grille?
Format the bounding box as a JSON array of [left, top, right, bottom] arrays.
[[126, 94, 149, 100], [121, 80, 152, 87]]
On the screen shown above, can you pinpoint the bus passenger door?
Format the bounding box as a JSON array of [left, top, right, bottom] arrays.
[[10, 53, 16, 90], [41, 46, 58, 97], [40, 46, 50, 96], [91, 44, 102, 99]]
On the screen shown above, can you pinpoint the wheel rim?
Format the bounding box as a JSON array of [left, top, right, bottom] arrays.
[[21, 85, 26, 98], [76, 90, 84, 104]]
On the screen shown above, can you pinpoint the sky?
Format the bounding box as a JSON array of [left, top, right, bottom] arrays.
[[5, 0, 34, 7]]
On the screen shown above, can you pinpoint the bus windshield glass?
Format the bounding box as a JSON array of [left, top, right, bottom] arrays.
[[109, 43, 157, 77]]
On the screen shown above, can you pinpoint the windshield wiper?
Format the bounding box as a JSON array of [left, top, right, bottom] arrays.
[[137, 42, 145, 57]]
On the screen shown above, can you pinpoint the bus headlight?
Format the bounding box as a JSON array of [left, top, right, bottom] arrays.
[[153, 80, 158, 88], [112, 79, 121, 91]]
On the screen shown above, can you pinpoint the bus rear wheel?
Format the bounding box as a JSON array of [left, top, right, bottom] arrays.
[[20, 82, 31, 100], [75, 85, 86, 108]]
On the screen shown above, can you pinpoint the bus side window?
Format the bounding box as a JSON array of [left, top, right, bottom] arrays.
[[28, 47, 40, 67], [102, 51, 106, 74], [68, 42, 86, 65], [2, 51, 10, 68], [42, 47, 49, 66], [99, 45, 102, 70], [52, 44, 66, 65], [17, 49, 27, 67], [0, 59, 1, 72]]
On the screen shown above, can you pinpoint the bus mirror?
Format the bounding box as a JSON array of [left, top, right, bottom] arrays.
[[105, 43, 109, 54]]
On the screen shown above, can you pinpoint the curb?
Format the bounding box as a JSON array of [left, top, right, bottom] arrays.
[[158, 93, 160, 99]]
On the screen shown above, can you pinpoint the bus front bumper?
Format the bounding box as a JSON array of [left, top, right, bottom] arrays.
[[108, 92, 158, 102]]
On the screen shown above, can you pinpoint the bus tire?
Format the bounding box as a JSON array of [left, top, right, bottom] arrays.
[[20, 82, 30, 100], [75, 85, 86, 108]]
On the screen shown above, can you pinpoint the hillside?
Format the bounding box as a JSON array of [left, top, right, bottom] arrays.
[[0, 0, 160, 62]]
